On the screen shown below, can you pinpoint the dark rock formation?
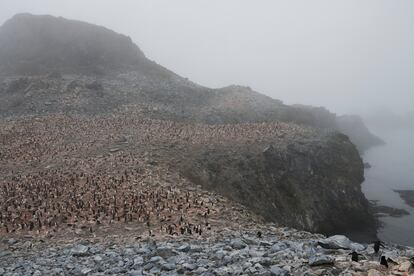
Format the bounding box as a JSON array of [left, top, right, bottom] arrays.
[[180, 132, 377, 241]]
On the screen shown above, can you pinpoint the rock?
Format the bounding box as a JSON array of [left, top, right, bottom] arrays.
[[398, 261, 412, 272], [318, 235, 365, 251], [367, 269, 383, 276], [124, 248, 135, 255], [149, 256, 163, 263], [81, 268, 93, 275], [194, 267, 208, 274], [270, 242, 288, 253], [270, 265, 289, 276], [133, 256, 144, 266], [71, 244, 90, 257], [129, 270, 143, 276], [7, 238, 18, 245], [156, 246, 177, 259], [177, 244, 190, 252], [161, 262, 176, 271], [231, 239, 247, 250], [0, 251, 10, 258], [260, 241, 273, 247], [309, 255, 334, 266], [182, 263, 197, 271]]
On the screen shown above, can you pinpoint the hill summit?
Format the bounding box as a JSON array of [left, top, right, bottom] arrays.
[[0, 13, 146, 75]]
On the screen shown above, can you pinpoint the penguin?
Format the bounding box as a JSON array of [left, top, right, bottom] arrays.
[[349, 251, 362, 262], [374, 240, 384, 254], [257, 231, 262, 239], [380, 256, 388, 268]]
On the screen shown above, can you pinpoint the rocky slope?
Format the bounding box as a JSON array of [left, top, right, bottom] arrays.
[[0, 13, 387, 271], [0, 13, 146, 75], [0, 14, 382, 151]]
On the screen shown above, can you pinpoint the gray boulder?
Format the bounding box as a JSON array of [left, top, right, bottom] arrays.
[[318, 235, 365, 251]]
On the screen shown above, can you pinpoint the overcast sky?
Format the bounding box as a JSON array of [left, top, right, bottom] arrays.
[[1, 0, 413, 115]]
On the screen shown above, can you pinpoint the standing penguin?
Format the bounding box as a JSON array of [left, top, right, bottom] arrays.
[[380, 256, 388, 268], [374, 241, 384, 253], [349, 251, 362, 262]]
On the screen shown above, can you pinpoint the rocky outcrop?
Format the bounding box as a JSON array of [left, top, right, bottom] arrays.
[[180, 131, 377, 241]]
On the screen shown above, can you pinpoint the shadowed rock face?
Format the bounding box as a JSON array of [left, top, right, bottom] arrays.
[[181, 132, 377, 241], [0, 13, 145, 75]]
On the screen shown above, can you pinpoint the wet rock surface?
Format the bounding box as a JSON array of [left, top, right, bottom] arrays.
[[1, 228, 413, 275]]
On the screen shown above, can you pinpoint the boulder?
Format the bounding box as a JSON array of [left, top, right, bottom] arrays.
[[318, 235, 365, 251], [309, 255, 334, 266]]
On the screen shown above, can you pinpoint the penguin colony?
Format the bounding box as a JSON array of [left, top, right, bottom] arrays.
[[2, 112, 311, 236]]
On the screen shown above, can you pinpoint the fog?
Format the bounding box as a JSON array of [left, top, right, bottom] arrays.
[[1, 0, 413, 115]]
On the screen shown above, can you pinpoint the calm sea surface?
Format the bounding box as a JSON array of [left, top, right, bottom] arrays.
[[362, 128, 414, 246]]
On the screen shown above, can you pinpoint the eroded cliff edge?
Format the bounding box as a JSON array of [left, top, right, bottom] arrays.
[[178, 130, 377, 241]]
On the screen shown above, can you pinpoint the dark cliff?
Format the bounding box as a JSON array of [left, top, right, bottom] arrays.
[[179, 131, 377, 241]]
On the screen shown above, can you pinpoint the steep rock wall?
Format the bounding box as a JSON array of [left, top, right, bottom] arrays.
[[180, 132, 377, 241]]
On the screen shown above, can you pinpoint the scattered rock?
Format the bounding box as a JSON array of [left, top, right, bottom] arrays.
[[309, 255, 334, 266], [398, 261, 412, 272], [231, 239, 247, 250], [270, 265, 289, 275], [177, 244, 190, 252], [367, 269, 383, 276], [71, 244, 90, 257], [318, 235, 365, 251]]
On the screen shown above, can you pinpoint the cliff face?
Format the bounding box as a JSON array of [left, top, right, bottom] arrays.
[[180, 132, 377, 241]]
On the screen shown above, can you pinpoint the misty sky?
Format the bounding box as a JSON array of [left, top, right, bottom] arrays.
[[1, 0, 413, 115]]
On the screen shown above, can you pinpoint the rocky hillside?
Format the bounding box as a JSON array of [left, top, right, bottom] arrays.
[[0, 13, 147, 75], [0, 14, 380, 245], [0, 14, 382, 151]]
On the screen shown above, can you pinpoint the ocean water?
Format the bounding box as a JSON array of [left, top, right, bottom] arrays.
[[362, 128, 414, 246]]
